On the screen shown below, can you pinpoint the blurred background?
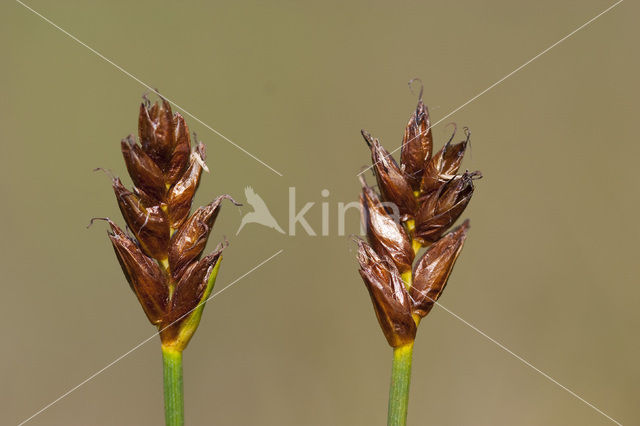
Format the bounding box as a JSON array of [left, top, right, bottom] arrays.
[[2, 0, 638, 425]]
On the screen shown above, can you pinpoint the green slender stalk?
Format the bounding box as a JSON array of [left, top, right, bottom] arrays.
[[387, 342, 414, 426], [162, 347, 184, 426]]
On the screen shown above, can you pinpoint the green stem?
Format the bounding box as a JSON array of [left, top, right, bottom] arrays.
[[162, 347, 184, 426], [388, 342, 414, 426]]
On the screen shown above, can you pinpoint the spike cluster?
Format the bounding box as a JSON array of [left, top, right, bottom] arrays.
[[357, 96, 480, 347], [101, 98, 238, 351]]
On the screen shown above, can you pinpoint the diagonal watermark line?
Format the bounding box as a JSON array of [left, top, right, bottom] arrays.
[[17, 249, 284, 426], [15, 0, 284, 177], [358, 0, 624, 177], [431, 299, 623, 425]]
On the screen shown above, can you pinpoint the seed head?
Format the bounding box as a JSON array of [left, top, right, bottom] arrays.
[[357, 91, 479, 347], [96, 96, 240, 352]]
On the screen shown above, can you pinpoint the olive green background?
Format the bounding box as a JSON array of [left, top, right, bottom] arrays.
[[2, 1, 638, 425]]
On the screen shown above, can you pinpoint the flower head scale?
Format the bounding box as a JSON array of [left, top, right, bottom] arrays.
[[414, 171, 480, 244], [359, 176, 414, 275], [357, 239, 417, 347], [356, 93, 479, 347], [103, 217, 169, 325], [362, 130, 417, 221], [410, 221, 469, 318], [98, 96, 240, 352], [420, 126, 470, 194], [400, 98, 433, 191]]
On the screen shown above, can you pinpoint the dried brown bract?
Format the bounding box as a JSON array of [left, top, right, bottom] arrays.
[[97, 96, 239, 351]]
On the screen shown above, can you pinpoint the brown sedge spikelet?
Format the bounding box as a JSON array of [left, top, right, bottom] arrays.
[[357, 89, 480, 347], [97, 95, 240, 352]]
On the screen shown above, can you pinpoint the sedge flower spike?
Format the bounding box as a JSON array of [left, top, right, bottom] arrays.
[[95, 95, 239, 426], [103, 97, 239, 350], [356, 88, 480, 426]]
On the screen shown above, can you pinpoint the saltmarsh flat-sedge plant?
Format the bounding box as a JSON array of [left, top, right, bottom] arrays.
[[94, 94, 239, 425], [356, 85, 481, 425]]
